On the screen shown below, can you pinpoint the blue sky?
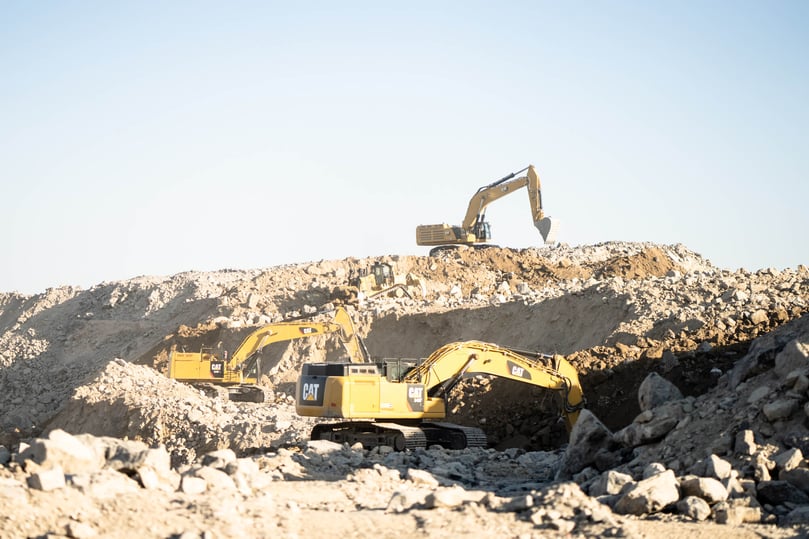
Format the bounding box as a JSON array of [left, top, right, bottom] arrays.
[[2, 2, 807, 294]]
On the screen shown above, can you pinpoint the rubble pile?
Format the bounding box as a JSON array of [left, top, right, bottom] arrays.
[[1, 241, 809, 538]]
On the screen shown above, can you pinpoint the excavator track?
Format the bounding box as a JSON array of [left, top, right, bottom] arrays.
[[310, 421, 487, 451], [311, 421, 427, 451], [420, 422, 488, 449]]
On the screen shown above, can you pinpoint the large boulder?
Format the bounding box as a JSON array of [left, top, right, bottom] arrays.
[[614, 469, 680, 515], [555, 410, 614, 480]]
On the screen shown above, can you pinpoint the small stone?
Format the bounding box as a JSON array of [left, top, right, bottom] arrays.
[[677, 496, 711, 521], [27, 466, 65, 491], [706, 454, 732, 480]]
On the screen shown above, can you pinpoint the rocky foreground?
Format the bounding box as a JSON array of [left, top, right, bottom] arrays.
[[1, 242, 809, 538]]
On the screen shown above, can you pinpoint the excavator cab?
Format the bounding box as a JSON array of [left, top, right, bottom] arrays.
[[471, 220, 491, 242], [371, 262, 393, 287]]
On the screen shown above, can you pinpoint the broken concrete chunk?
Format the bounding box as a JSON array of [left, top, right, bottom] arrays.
[[641, 462, 667, 479], [180, 474, 207, 495], [782, 506, 809, 526], [406, 468, 440, 488]]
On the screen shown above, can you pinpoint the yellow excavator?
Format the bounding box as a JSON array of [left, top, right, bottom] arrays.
[[296, 340, 584, 450], [169, 306, 368, 402], [416, 165, 559, 254]]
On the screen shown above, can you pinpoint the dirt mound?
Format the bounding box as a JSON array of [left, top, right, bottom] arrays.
[[598, 245, 682, 279], [2, 241, 809, 538]]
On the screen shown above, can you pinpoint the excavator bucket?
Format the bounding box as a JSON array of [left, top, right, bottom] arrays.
[[536, 217, 560, 244]]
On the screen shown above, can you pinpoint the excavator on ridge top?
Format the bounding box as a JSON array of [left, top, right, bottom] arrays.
[[169, 306, 368, 402], [296, 340, 584, 450], [416, 165, 559, 255]]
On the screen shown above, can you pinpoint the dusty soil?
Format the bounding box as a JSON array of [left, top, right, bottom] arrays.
[[1, 242, 809, 538]]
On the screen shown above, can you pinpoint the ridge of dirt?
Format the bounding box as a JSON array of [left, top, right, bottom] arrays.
[[2, 241, 809, 538]]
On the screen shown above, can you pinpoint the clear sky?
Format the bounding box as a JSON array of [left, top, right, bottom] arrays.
[[2, 1, 807, 295]]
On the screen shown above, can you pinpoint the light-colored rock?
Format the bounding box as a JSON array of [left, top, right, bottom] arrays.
[[425, 486, 486, 508], [676, 496, 711, 521], [705, 455, 732, 481], [746, 386, 770, 404], [66, 521, 98, 538], [189, 466, 237, 492], [713, 499, 763, 525], [774, 339, 809, 378], [679, 476, 728, 504], [406, 468, 440, 488], [69, 470, 140, 499], [27, 465, 65, 491], [180, 474, 207, 495], [555, 409, 614, 480], [589, 470, 633, 497], [27, 429, 102, 474], [614, 470, 680, 515]]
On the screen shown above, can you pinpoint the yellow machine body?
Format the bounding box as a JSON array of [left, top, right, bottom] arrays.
[[296, 340, 584, 448], [416, 164, 559, 249], [169, 306, 367, 400]]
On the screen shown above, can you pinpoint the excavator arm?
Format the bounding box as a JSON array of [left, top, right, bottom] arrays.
[[227, 306, 367, 373], [460, 167, 528, 228], [403, 340, 584, 430]]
